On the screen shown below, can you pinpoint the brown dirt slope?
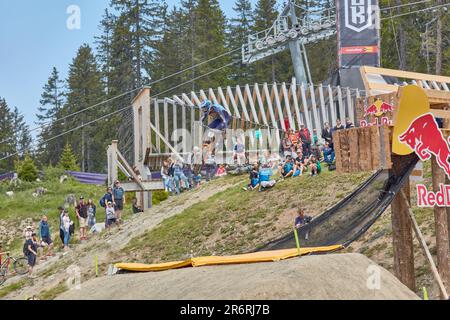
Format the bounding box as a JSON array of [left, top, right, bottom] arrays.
[[57, 253, 419, 300]]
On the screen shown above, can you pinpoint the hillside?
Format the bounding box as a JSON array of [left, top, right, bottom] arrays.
[[0, 177, 105, 253], [0, 162, 440, 300], [0, 169, 372, 299]]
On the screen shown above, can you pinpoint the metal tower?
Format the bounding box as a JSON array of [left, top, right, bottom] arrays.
[[242, 1, 336, 84]]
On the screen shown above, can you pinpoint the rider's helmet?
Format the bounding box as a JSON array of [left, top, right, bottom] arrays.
[[200, 100, 212, 112]]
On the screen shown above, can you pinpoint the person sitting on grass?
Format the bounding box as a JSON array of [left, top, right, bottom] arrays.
[[310, 145, 323, 162], [309, 155, 321, 176], [243, 164, 259, 191], [279, 156, 295, 180], [215, 164, 227, 177], [293, 150, 307, 177], [258, 163, 276, 192], [132, 198, 144, 214], [38, 215, 54, 261], [323, 141, 335, 165]]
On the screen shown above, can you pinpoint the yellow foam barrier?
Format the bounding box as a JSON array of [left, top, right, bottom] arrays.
[[115, 245, 344, 272]]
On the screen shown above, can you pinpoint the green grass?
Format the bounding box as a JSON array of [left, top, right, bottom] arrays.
[[37, 281, 68, 300], [0, 279, 27, 298], [115, 169, 372, 264], [0, 177, 165, 256]]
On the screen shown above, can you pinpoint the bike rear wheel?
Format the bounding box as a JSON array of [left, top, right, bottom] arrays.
[[13, 257, 29, 275], [0, 266, 6, 286]]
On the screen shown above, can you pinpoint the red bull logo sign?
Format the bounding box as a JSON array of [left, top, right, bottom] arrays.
[[399, 112, 450, 208], [360, 100, 395, 127]]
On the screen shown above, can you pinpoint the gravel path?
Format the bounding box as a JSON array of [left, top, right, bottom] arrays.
[[57, 253, 419, 300]]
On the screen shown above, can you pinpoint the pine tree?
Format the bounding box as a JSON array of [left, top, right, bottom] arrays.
[[180, 0, 198, 91], [36, 67, 65, 165], [64, 44, 105, 172], [110, 0, 168, 87], [192, 0, 230, 90], [229, 0, 255, 84], [151, 6, 186, 95], [15, 154, 38, 182], [96, 9, 117, 95], [0, 97, 15, 172], [58, 143, 80, 171], [11, 107, 32, 158]]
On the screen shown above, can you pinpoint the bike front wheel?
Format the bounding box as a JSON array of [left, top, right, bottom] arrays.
[[13, 257, 29, 275]]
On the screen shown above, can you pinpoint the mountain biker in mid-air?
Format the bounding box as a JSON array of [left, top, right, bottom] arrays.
[[200, 100, 231, 132]]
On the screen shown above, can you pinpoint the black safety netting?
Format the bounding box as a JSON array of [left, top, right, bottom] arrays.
[[258, 155, 419, 251]]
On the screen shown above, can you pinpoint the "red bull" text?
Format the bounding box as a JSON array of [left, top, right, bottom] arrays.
[[417, 184, 450, 207]]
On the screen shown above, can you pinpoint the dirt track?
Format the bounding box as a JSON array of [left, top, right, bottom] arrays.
[[57, 253, 419, 300]]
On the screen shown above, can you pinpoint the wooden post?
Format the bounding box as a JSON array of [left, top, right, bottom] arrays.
[[107, 140, 119, 187], [390, 154, 416, 291], [431, 155, 450, 297]]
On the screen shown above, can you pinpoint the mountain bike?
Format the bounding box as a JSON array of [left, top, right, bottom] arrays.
[[0, 252, 29, 285]]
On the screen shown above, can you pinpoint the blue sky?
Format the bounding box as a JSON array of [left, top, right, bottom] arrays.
[[0, 0, 267, 129]]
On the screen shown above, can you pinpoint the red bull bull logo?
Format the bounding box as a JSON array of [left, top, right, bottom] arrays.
[[399, 113, 450, 179], [360, 100, 395, 127], [399, 112, 450, 208]]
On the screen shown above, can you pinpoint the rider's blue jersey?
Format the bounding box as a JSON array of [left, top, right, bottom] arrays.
[[202, 103, 231, 123]]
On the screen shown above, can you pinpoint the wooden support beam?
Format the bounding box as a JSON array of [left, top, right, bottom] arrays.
[[281, 82, 295, 131], [236, 85, 251, 122], [199, 89, 208, 101], [117, 150, 146, 192], [272, 83, 286, 131], [291, 79, 302, 130], [401, 191, 449, 300], [181, 99, 187, 154], [309, 84, 320, 131], [245, 84, 259, 124], [227, 86, 241, 119], [318, 84, 328, 125], [328, 85, 337, 125], [172, 100, 177, 143], [209, 88, 219, 105], [107, 140, 119, 187], [337, 86, 345, 121], [300, 84, 312, 131], [361, 66, 450, 84], [346, 87, 355, 124], [217, 87, 232, 115], [390, 154, 416, 291], [163, 99, 169, 145], [154, 99, 161, 153], [431, 154, 450, 297], [191, 91, 202, 106], [254, 84, 269, 126], [122, 181, 164, 192], [263, 83, 278, 130]]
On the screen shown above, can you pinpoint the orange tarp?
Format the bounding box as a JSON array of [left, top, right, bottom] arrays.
[[115, 245, 344, 272]]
